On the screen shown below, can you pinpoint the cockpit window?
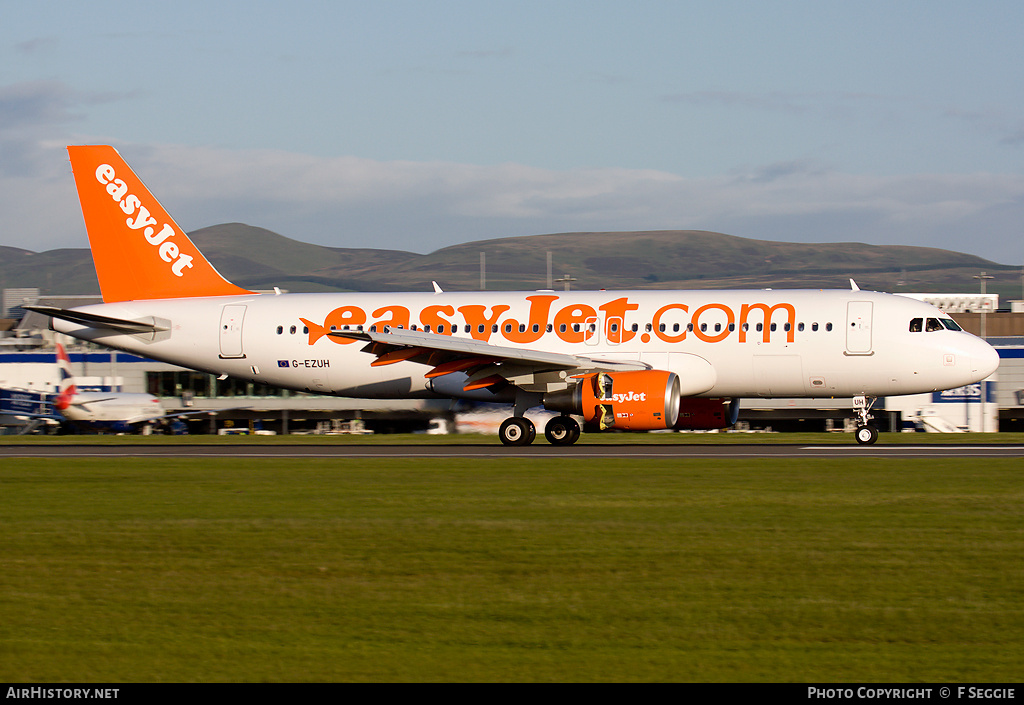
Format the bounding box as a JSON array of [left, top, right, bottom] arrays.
[[911, 317, 960, 332]]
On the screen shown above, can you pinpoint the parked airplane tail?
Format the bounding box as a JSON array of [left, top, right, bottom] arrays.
[[67, 145, 251, 303], [54, 342, 76, 411]]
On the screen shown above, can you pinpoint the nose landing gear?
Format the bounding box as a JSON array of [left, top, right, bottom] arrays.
[[853, 395, 878, 445]]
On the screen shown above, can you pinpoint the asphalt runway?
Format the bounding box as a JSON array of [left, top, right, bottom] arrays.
[[5, 443, 1024, 458]]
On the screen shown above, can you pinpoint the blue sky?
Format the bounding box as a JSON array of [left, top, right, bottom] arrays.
[[2, 0, 1023, 264]]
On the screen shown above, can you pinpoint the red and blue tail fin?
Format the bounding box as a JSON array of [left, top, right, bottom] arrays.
[[55, 343, 76, 411]]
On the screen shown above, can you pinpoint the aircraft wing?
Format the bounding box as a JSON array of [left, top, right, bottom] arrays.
[[122, 408, 244, 425], [67, 398, 118, 407], [328, 327, 647, 391]]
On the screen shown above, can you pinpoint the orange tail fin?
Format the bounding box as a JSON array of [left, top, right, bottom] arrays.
[[67, 145, 252, 302]]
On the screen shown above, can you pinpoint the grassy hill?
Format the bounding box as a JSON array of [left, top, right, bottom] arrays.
[[2, 224, 1019, 299]]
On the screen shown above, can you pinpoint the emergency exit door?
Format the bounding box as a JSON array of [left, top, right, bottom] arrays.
[[846, 301, 873, 355], [219, 304, 247, 359]]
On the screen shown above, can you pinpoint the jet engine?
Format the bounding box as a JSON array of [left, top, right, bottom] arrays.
[[544, 370, 681, 431]]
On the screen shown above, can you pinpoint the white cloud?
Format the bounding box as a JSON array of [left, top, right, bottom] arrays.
[[1, 139, 1023, 264]]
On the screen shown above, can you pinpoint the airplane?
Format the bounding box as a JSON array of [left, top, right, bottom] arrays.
[[26, 145, 999, 446], [50, 342, 169, 433], [0, 342, 215, 434]]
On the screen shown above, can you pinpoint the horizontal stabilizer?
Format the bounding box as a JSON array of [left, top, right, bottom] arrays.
[[23, 305, 168, 334]]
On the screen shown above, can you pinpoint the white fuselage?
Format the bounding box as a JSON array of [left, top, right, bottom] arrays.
[[51, 288, 999, 402], [59, 392, 164, 425]]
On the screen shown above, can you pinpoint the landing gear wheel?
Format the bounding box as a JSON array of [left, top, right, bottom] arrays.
[[852, 396, 878, 445], [855, 425, 878, 445], [499, 417, 536, 446], [544, 416, 581, 446]]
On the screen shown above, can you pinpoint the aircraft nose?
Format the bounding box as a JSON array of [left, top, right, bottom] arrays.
[[971, 337, 1000, 379]]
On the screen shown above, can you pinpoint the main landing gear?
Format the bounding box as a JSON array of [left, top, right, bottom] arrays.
[[498, 417, 536, 446], [853, 395, 878, 445], [498, 415, 581, 446], [543, 415, 581, 446]]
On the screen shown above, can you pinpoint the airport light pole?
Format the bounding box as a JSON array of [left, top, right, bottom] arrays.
[[973, 271, 995, 432], [973, 271, 994, 339]]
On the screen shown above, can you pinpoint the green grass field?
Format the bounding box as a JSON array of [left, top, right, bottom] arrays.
[[1, 454, 1021, 682]]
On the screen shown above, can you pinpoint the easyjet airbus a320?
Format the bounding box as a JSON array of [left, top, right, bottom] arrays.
[[29, 146, 999, 445]]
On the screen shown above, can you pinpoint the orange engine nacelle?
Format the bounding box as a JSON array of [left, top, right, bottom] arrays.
[[544, 370, 681, 432], [673, 397, 740, 430]]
